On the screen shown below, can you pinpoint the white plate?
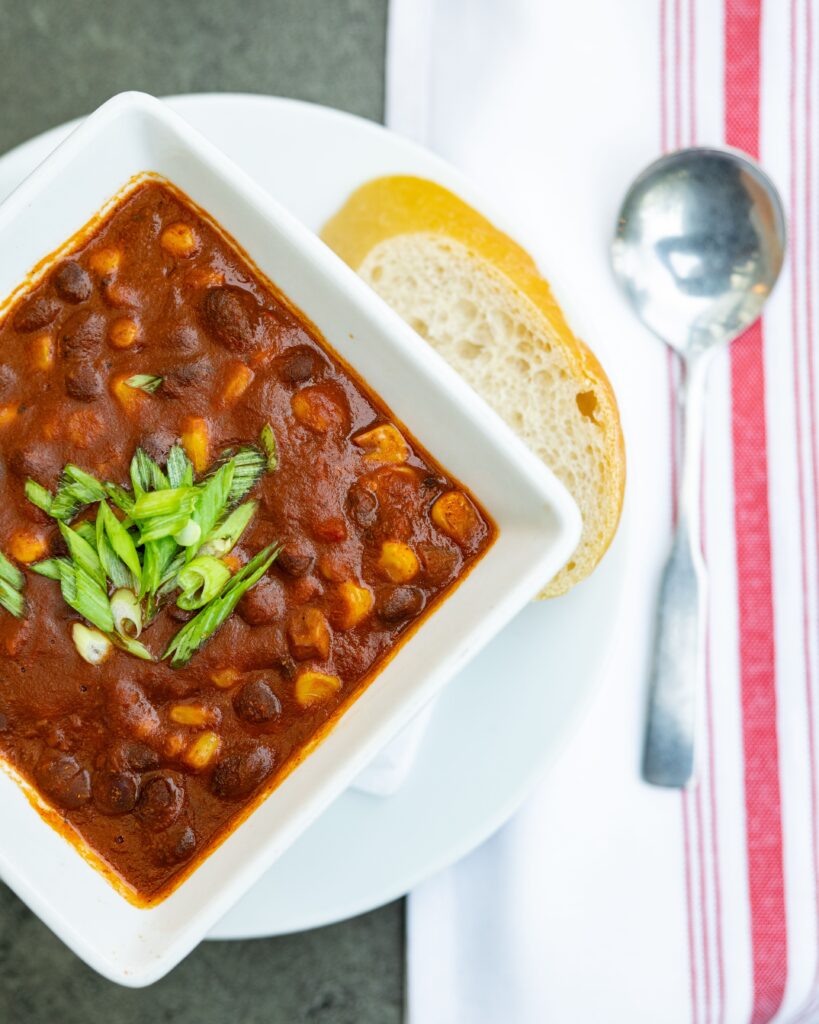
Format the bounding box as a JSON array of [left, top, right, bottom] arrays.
[[0, 94, 626, 940]]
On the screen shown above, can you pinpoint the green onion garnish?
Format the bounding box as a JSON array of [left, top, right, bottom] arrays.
[[166, 445, 194, 489], [0, 549, 25, 618], [126, 375, 164, 395], [99, 502, 142, 582], [260, 424, 278, 471], [0, 550, 24, 591], [199, 500, 258, 557], [164, 543, 281, 667], [24, 479, 53, 515], [176, 556, 232, 610]]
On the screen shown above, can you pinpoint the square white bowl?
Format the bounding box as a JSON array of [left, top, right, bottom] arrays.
[[0, 92, 581, 985]]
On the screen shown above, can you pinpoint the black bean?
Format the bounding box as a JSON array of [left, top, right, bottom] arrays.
[[8, 444, 61, 484], [167, 825, 196, 863], [61, 311, 105, 360], [238, 578, 285, 626], [376, 586, 426, 623], [119, 741, 160, 772], [13, 295, 60, 333], [92, 769, 139, 815], [276, 548, 315, 578], [168, 323, 201, 354], [35, 752, 91, 810], [234, 679, 282, 724], [53, 261, 92, 303], [211, 747, 274, 800], [277, 346, 323, 384], [161, 359, 211, 400], [65, 363, 103, 402], [141, 429, 176, 463], [200, 286, 260, 353], [347, 485, 378, 529], [167, 603, 195, 624], [136, 773, 185, 830], [0, 365, 18, 399]]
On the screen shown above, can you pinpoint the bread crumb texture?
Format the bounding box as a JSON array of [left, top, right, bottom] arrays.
[[322, 177, 625, 597]]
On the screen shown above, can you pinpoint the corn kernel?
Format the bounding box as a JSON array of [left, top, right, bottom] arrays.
[[378, 541, 419, 583], [181, 416, 209, 473], [88, 247, 122, 276], [220, 554, 242, 575], [111, 373, 144, 413], [220, 362, 254, 406], [30, 333, 55, 371], [0, 404, 19, 428], [334, 581, 374, 630], [211, 667, 242, 689], [161, 222, 200, 258], [295, 670, 342, 707], [9, 528, 48, 564], [431, 491, 484, 547], [170, 704, 209, 727], [291, 386, 346, 433], [353, 424, 409, 464], [185, 266, 224, 288], [184, 731, 221, 769], [108, 317, 140, 349]]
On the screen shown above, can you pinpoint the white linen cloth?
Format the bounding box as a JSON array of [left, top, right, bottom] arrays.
[[387, 1, 819, 1022]]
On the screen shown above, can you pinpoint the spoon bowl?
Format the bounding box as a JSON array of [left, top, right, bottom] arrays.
[[612, 147, 786, 355]]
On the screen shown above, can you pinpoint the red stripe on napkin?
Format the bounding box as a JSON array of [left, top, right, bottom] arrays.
[[724, 3, 787, 1022]]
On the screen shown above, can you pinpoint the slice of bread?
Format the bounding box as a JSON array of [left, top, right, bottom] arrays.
[[321, 176, 625, 597]]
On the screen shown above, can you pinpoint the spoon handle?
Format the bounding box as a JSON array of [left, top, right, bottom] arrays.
[[642, 352, 710, 787]]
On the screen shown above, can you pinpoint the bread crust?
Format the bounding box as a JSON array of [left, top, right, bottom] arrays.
[[322, 176, 625, 596]]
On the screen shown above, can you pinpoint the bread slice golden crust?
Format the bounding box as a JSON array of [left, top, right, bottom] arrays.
[[322, 176, 625, 597]]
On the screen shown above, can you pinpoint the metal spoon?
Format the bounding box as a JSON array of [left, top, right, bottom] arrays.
[[611, 147, 786, 787]]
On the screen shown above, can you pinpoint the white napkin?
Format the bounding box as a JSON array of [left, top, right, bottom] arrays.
[[390, 1, 819, 1022]]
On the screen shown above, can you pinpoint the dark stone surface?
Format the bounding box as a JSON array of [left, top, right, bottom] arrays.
[[0, 884, 404, 1023], [0, 1, 403, 1020], [0, 0, 387, 153]]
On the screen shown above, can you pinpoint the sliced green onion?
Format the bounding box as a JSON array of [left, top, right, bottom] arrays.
[[110, 588, 143, 639], [99, 503, 142, 582], [140, 535, 178, 600], [173, 520, 202, 548], [71, 622, 112, 665], [126, 374, 163, 395], [0, 578, 25, 618], [110, 633, 154, 661], [63, 465, 107, 499], [219, 446, 266, 505], [58, 564, 115, 633], [49, 466, 106, 521], [0, 550, 24, 591], [164, 543, 281, 667], [130, 448, 168, 496], [95, 506, 135, 591], [176, 556, 232, 611], [199, 500, 257, 557], [58, 521, 106, 588], [260, 424, 278, 471], [104, 482, 135, 514], [30, 557, 70, 581], [132, 486, 194, 519], [24, 479, 53, 515], [73, 520, 96, 546], [187, 462, 234, 560], [166, 445, 194, 489]]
